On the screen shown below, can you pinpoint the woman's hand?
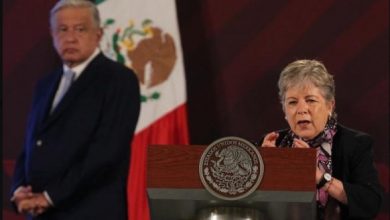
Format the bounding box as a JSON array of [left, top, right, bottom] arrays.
[[292, 138, 310, 148], [261, 132, 279, 147]]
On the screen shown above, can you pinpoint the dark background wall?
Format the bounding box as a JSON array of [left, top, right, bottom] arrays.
[[3, 0, 388, 219]]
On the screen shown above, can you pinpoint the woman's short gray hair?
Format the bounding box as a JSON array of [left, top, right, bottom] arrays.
[[278, 59, 335, 104], [50, 0, 101, 28]]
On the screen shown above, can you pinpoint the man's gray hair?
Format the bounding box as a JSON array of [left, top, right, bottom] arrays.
[[50, 0, 101, 28]]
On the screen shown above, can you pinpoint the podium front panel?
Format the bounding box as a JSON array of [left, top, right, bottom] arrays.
[[147, 145, 316, 220]]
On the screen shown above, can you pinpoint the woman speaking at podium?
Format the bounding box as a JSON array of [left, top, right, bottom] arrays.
[[261, 59, 383, 220]]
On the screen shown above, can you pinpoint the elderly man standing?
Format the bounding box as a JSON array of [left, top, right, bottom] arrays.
[[10, 0, 140, 219]]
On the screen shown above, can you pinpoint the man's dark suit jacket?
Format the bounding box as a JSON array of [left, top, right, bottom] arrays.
[[11, 53, 141, 220], [271, 124, 383, 219]]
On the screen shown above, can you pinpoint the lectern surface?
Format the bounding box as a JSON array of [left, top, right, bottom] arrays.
[[147, 145, 316, 220]]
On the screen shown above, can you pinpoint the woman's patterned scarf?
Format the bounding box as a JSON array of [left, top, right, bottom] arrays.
[[278, 115, 337, 218]]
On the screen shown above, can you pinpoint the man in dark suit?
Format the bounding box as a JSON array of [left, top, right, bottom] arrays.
[[10, 0, 140, 219]]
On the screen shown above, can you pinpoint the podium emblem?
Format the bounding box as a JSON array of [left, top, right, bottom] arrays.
[[199, 136, 264, 200]]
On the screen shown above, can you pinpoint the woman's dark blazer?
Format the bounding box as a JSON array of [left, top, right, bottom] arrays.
[[272, 124, 383, 219]]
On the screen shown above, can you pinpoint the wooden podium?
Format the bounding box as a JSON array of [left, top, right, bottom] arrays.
[[147, 145, 317, 220]]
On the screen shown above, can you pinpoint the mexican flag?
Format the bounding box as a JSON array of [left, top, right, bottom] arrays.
[[97, 0, 190, 219]]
